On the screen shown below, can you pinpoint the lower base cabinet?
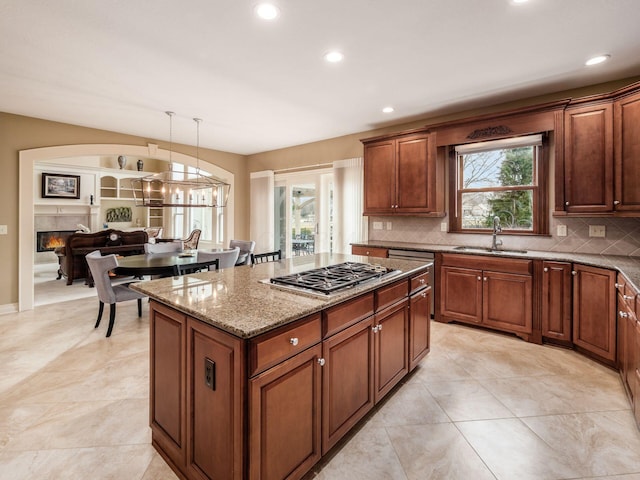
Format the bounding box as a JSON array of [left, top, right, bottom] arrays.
[[151, 269, 429, 480], [249, 345, 322, 480]]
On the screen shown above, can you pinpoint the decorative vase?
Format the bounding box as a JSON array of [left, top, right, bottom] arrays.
[[137, 159, 144, 171], [117, 155, 127, 169]]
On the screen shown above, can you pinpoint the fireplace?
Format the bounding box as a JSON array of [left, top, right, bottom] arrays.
[[36, 230, 77, 252]]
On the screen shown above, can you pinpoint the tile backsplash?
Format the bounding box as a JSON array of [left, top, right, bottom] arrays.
[[368, 216, 640, 257]]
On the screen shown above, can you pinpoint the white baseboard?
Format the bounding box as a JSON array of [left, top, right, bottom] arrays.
[[0, 303, 19, 316]]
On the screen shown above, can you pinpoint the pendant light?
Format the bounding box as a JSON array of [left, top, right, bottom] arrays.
[[132, 111, 230, 208]]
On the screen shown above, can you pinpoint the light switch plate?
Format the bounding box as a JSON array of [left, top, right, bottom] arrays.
[[589, 225, 606, 238], [556, 224, 567, 237], [386, 222, 392, 230], [0, 225, 7, 235], [373, 221, 383, 230], [441, 222, 448, 232]]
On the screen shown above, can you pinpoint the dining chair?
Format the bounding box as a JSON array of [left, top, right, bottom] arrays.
[[251, 250, 282, 264], [177, 258, 219, 275], [182, 229, 202, 250], [144, 241, 182, 253], [85, 250, 147, 338], [229, 239, 256, 266], [196, 247, 240, 270]]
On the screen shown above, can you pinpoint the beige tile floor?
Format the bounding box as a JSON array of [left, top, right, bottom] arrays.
[[1, 268, 639, 479]]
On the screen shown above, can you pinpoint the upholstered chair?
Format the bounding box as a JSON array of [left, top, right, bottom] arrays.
[[196, 247, 240, 270], [229, 239, 256, 266], [144, 241, 182, 254], [85, 250, 147, 337], [182, 229, 201, 250]]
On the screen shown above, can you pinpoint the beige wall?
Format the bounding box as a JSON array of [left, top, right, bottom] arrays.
[[0, 113, 248, 307]]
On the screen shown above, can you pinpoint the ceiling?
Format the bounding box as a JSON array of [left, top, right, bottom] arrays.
[[2, 0, 640, 155]]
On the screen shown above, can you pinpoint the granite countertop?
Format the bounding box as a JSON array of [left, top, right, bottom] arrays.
[[130, 253, 431, 339], [352, 240, 640, 292]]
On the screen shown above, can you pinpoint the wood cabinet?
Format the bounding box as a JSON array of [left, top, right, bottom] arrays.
[[616, 276, 639, 415], [249, 344, 322, 480], [321, 315, 375, 453], [557, 84, 640, 215], [541, 261, 572, 344], [439, 254, 533, 340], [149, 301, 245, 480], [562, 102, 614, 213], [614, 90, 640, 212], [151, 270, 428, 480], [409, 271, 431, 371], [351, 245, 388, 258], [362, 130, 443, 216], [572, 264, 616, 364]]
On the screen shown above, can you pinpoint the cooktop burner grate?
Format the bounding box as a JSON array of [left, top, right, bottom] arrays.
[[269, 262, 395, 295]]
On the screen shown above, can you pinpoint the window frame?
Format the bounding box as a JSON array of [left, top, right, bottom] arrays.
[[448, 133, 549, 235]]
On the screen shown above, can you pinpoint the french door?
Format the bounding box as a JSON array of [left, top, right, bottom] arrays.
[[275, 170, 332, 258]]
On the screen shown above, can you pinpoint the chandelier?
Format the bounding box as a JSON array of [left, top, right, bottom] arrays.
[[132, 112, 230, 208]]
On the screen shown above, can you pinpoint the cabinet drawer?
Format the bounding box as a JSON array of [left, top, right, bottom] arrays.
[[249, 314, 322, 377], [376, 279, 408, 311], [410, 270, 430, 294], [441, 253, 532, 275], [323, 292, 374, 338], [351, 245, 389, 258]]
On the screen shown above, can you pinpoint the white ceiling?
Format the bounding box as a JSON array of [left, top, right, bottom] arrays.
[[1, 0, 639, 155]]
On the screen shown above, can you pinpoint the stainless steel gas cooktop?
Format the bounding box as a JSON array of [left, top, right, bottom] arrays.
[[267, 262, 400, 297]]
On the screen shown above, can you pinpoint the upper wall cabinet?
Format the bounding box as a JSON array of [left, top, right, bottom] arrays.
[[362, 130, 444, 216], [556, 84, 640, 216]]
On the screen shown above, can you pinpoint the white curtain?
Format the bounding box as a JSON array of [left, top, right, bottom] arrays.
[[332, 157, 367, 254], [250, 171, 275, 254]]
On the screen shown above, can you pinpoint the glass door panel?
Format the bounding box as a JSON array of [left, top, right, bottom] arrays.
[[291, 183, 316, 256]]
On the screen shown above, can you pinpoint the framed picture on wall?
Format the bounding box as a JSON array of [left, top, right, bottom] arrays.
[[41, 172, 81, 199]]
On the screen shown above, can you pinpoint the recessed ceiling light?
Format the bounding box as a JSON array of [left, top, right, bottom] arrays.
[[511, 0, 529, 4], [382, 107, 395, 114], [585, 54, 611, 66], [255, 3, 280, 20], [324, 51, 344, 63]]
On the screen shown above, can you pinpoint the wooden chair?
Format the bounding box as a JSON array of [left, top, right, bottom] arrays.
[[177, 258, 219, 275], [251, 250, 282, 264], [85, 250, 147, 337]]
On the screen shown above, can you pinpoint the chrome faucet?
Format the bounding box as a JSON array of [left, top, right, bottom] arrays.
[[491, 216, 503, 250]]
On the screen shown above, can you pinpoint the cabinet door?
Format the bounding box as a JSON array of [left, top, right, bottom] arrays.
[[150, 301, 187, 470], [440, 266, 483, 324], [187, 319, 244, 480], [409, 287, 431, 371], [351, 245, 389, 259], [396, 134, 433, 212], [614, 91, 640, 211], [541, 261, 572, 342], [363, 140, 395, 214], [374, 300, 409, 403], [249, 345, 322, 480], [483, 270, 532, 334], [563, 103, 614, 213], [572, 264, 616, 363], [322, 316, 375, 454]]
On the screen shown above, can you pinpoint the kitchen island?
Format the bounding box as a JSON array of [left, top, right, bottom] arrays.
[[131, 253, 432, 480]]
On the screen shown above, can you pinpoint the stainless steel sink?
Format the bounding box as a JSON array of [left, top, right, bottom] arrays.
[[453, 246, 528, 254]]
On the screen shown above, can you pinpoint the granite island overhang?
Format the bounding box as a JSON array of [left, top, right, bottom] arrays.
[[130, 252, 432, 339]]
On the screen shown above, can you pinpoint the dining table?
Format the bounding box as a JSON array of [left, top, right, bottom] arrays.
[[113, 251, 220, 277]]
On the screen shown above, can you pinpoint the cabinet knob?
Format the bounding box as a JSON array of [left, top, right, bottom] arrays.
[[420, 278, 425, 284], [378, 324, 383, 332], [619, 311, 629, 318], [289, 337, 299, 346], [483, 277, 487, 282], [614, 200, 620, 205], [543, 267, 549, 272], [565, 201, 570, 206], [624, 294, 634, 301], [365, 251, 370, 255], [421, 292, 427, 298], [372, 325, 378, 333], [572, 271, 577, 276], [477, 276, 482, 281], [317, 358, 325, 366]]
